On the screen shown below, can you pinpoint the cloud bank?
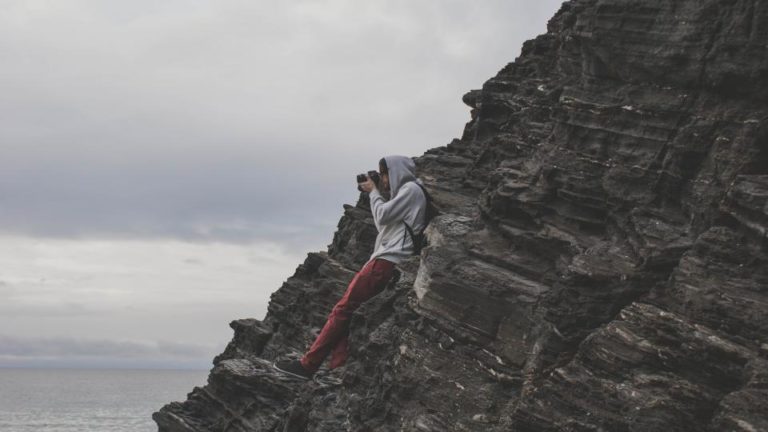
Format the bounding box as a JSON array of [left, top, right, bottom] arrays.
[[0, 334, 218, 369], [0, 0, 563, 248], [0, 0, 565, 368]]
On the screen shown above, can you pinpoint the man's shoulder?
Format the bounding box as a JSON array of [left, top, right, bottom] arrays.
[[400, 181, 423, 195], [400, 181, 428, 203], [403, 180, 428, 190]]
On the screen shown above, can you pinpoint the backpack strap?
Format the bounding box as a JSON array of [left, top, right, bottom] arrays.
[[402, 220, 416, 248], [401, 181, 429, 249], [412, 182, 429, 203]]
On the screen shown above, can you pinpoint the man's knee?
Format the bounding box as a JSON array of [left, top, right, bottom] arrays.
[[330, 301, 359, 318]]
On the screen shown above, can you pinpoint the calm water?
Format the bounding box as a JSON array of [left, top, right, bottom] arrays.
[[0, 368, 208, 432]]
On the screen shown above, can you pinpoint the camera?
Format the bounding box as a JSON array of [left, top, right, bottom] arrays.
[[356, 170, 380, 192]]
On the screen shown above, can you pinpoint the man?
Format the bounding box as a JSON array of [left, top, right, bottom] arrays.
[[274, 155, 428, 380]]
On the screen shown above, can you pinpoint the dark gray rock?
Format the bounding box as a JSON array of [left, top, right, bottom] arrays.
[[155, 1, 768, 430]]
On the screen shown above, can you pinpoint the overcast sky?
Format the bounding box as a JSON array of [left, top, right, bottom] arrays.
[[0, 0, 564, 369]]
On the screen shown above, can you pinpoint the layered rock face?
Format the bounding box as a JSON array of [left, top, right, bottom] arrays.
[[154, 1, 768, 431]]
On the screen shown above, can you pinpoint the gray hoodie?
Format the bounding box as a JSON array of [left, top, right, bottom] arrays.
[[368, 155, 427, 264]]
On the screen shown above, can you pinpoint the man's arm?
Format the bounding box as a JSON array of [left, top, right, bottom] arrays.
[[369, 184, 415, 227]]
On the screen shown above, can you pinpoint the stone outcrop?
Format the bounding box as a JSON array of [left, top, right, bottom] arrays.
[[155, 1, 768, 430]]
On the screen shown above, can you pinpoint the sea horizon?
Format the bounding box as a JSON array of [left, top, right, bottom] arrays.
[[0, 365, 210, 371]]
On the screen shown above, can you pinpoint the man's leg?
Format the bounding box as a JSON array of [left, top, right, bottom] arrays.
[[300, 258, 395, 373], [328, 332, 349, 369]]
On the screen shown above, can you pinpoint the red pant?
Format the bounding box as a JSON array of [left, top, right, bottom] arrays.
[[300, 258, 395, 372]]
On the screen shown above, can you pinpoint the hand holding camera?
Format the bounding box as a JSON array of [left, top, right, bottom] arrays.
[[356, 170, 380, 192]]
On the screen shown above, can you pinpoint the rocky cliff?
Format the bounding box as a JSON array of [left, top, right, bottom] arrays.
[[154, 1, 768, 430]]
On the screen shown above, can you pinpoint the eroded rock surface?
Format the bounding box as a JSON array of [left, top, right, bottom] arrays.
[[155, 1, 768, 430]]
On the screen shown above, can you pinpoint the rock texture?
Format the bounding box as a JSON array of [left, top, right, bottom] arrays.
[[155, 1, 768, 430]]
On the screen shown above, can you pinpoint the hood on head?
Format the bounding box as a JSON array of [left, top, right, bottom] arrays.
[[383, 155, 419, 198]]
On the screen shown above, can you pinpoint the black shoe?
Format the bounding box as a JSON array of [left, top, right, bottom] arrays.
[[273, 359, 314, 380]]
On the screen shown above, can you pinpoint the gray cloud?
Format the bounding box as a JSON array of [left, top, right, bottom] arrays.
[[0, 0, 564, 252], [0, 302, 99, 318], [0, 0, 565, 369], [0, 334, 219, 369], [0, 281, 13, 298]]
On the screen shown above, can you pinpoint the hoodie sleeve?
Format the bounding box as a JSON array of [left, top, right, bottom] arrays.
[[369, 184, 416, 229]]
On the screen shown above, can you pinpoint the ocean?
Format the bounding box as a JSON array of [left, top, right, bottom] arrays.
[[0, 368, 208, 432]]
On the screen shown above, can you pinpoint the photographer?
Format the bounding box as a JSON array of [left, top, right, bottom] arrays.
[[274, 155, 428, 380]]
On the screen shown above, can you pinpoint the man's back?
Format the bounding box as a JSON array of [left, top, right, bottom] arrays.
[[369, 180, 427, 263]]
